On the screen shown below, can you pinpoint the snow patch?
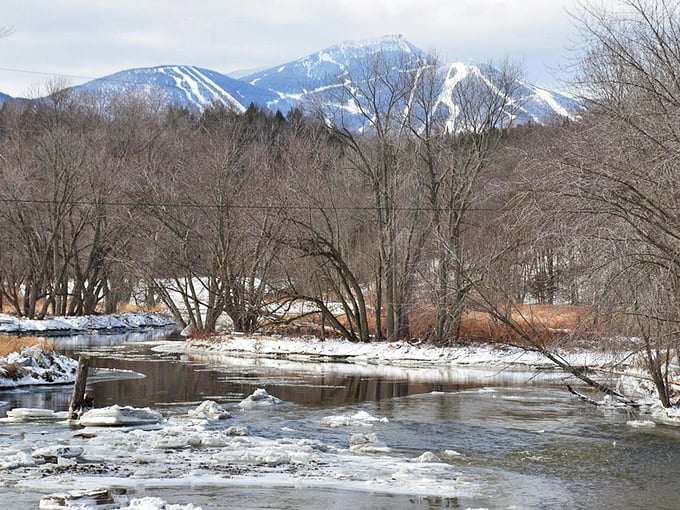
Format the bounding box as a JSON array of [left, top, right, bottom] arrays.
[[237, 388, 283, 409], [0, 346, 77, 388], [187, 400, 231, 420], [650, 405, 680, 426], [182, 335, 629, 371], [323, 410, 389, 428], [532, 86, 573, 119], [0, 312, 176, 335], [78, 405, 163, 427]]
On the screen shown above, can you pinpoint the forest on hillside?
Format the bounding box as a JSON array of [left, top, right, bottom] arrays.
[[0, 0, 679, 403]]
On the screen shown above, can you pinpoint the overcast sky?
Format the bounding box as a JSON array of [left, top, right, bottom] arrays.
[[1, 0, 585, 97]]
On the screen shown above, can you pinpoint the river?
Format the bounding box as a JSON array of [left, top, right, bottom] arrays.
[[1, 329, 679, 509]]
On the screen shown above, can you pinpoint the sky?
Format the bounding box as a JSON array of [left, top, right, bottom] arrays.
[[0, 0, 585, 98]]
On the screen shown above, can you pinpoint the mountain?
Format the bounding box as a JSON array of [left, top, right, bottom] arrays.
[[70, 65, 280, 113], [6, 35, 580, 125], [0, 91, 12, 107], [243, 35, 580, 126], [242, 34, 424, 95], [436, 62, 582, 126]]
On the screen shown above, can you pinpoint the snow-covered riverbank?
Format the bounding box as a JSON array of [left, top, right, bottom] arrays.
[[180, 334, 631, 370], [0, 312, 177, 335], [0, 346, 78, 388]]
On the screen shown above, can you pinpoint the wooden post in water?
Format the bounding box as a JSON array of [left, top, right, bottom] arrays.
[[69, 354, 90, 422]]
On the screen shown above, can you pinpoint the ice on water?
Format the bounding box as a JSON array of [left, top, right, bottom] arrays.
[[1, 390, 473, 509]]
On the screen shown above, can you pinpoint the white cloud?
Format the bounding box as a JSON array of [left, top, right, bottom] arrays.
[[0, 0, 582, 96]]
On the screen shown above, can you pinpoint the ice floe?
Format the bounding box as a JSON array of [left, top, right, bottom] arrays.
[[187, 400, 231, 420], [349, 432, 391, 453], [2, 407, 68, 423], [78, 405, 163, 427], [237, 388, 283, 409], [120, 497, 200, 510], [626, 420, 656, 428], [0, 451, 35, 470], [413, 451, 441, 463], [39, 489, 201, 510], [323, 410, 389, 427], [1, 385, 477, 508]]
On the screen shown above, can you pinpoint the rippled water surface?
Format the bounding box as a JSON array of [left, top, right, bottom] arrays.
[[1, 331, 680, 509]]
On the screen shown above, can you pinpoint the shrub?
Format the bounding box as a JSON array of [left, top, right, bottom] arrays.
[[1, 362, 28, 380]]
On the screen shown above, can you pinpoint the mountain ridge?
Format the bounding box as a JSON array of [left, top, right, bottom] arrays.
[[0, 35, 580, 124]]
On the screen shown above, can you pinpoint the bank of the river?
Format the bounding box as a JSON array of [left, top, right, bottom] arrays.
[[181, 334, 631, 369], [0, 312, 177, 336]]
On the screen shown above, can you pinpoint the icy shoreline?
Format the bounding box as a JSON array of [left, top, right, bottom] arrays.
[[0, 312, 177, 336], [0, 312, 177, 389], [179, 334, 632, 371]]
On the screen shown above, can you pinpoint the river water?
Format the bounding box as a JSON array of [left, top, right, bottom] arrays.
[[1, 329, 680, 509]]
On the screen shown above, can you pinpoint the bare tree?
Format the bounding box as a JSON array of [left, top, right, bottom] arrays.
[[0, 85, 132, 317], [318, 49, 433, 341], [494, 0, 680, 406], [276, 123, 375, 342], [133, 103, 284, 333], [407, 58, 524, 345]]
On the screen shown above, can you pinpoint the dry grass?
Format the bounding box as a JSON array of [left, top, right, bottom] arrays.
[[2, 362, 27, 379], [458, 304, 594, 347], [117, 302, 167, 314], [0, 336, 53, 357], [255, 302, 597, 346]]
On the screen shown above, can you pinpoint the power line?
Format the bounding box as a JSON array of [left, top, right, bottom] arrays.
[[0, 196, 604, 214], [0, 65, 229, 94], [0, 67, 98, 82]]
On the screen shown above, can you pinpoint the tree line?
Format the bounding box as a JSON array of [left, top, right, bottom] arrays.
[[0, 58, 544, 344], [1, 0, 679, 404]]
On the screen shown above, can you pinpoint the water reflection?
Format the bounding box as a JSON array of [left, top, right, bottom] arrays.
[[0, 324, 581, 422], [2, 329, 575, 412], [49, 326, 179, 351], [72, 344, 570, 410], [0, 385, 73, 415]]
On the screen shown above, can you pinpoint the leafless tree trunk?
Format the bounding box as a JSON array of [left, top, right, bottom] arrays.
[[319, 50, 426, 341], [407, 58, 524, 345]]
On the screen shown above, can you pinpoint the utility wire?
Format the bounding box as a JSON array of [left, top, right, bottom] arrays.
[[0, 196, 603, 214], [0, 67, 100, 82], [0, 65, 229, 94]]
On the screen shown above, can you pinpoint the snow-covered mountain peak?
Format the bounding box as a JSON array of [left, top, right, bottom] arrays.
[[69, 64, 280, 113], [3, 35, 580, 126], [333, 34, 420, 56], [242, 34, 428, 100]]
